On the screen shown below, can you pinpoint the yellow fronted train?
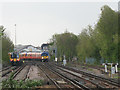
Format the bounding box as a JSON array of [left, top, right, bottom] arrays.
[[8, 52, 23, 66]]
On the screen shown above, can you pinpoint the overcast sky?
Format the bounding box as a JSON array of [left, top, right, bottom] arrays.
[[1, 1, 118, 47]]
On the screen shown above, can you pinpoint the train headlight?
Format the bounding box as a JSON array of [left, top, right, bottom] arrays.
[[42, 57, 43, 59]]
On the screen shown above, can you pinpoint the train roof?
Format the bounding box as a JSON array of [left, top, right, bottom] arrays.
[[42, 51, 49, 54], [8, 52, 18, 54], [20, 52, 41, 54]]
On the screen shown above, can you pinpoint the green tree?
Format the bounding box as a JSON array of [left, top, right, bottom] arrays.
[[50, 31, 78, 61], [118, 11, 120, 62], [76, 25, 100, 63], [96, 5, 118, 62], [2, 35, 14, 63], [0, 26, 14, 63], [76, 5, 118, 63], [0, 26, 6, 36]]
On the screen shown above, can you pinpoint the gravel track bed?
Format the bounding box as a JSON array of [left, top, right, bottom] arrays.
[[27, 65, 46, 80], [14, 65, 30, 80], [50, 62, 119, 89], [38, 63, 76, 89]]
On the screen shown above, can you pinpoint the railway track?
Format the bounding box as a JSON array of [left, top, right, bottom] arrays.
[[0, 66, 12, 72], [37, 64, 62, 89], [12, 65, 27, 80], [13, 63, 32, 80], [1, 61, 119, 89], [45, 63, 101, 89], [2, 66, 17, 77], [2, 62, 32, 81], [38, 63, 84, 89], [49, 62, 119, 89], [38, 63, 91, 90]]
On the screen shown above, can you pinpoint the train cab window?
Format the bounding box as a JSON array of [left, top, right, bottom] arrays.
[[41, 53, 48, 56], [11, 53, 17, 58], [17, 54, 19, 58]]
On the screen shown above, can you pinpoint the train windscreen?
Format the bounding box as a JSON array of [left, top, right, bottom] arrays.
[[11, 53, 19, 58], [41, 53, 48, 56]]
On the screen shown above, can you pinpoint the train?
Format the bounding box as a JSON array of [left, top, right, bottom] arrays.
[[41, 52, 49, 62], [8, 52, 23, 66], [8, 51, 49, 65], [19, 52, 42, 60]]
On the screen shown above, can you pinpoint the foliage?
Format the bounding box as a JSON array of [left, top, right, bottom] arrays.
[[95, 5, 118, 62], [50, 5, 119, 64], [2, 34, 14, 62], [0, 26, 5, 36], [50, 31, 78, 61], [76, 5, 118, 63], [76, 26, 101, 62], [0, 25, 14, 63], [2, 73, 43, 89]]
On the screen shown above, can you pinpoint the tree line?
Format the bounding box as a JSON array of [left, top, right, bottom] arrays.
[[0, 26, 14, 64], [50, 5, 119, 64]]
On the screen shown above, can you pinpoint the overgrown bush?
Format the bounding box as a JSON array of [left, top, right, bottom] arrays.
[[2, 73, 43, 89]]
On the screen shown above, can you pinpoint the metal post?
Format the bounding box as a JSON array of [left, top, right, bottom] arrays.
[[0, 28, 2, 65], [0, 27, 2, 89], [55, 41, 57, 61], [15, 24, 16, 46], [115, 63, 118, 73], [63, 55, 66, 66], [105, 64, 107, 73]]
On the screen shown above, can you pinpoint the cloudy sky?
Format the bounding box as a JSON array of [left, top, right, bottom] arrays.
[[0, 1, 118, 47]]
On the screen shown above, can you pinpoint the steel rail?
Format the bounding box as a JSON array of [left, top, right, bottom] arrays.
[[42, 63, 89, 90], [0, 66, 12, 72], [23, 65, 32, 80], [2, 66, 17, 77], [55, 63, 120, 88], [37, 64, 62, 90], [52, 64, 105, 89], [12, 65, 26, 79]]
